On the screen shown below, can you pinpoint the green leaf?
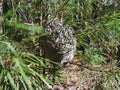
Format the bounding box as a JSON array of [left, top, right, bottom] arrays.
[[7, 72, 18, 90], [5, 21, 46, 35]]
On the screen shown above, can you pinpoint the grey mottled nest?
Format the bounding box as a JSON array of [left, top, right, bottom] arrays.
[[40, 20, 76, 64]]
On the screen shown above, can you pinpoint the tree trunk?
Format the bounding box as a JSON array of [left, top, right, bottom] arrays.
[[0, 0, 3, 33]]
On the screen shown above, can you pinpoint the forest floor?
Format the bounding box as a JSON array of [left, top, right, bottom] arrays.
[[53, 56, 97, 90], [52, 56, 119, 90]]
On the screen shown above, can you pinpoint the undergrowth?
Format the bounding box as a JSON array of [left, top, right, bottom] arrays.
[[1, 0, 120, 90]]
